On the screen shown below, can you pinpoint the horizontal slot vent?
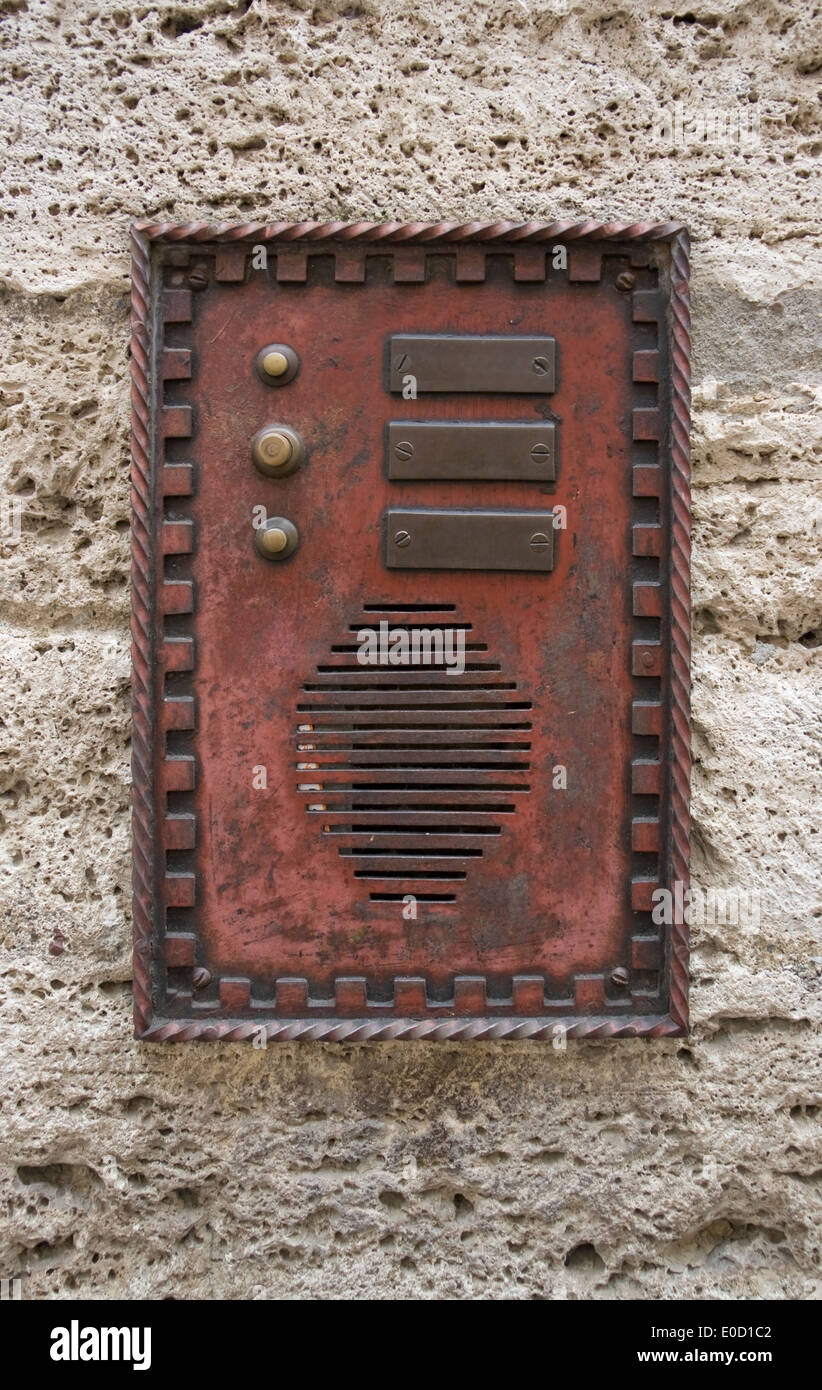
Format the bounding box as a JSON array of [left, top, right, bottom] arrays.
[[297, 607, 532, 903], [362, 602, 457, 612], [369, 893, 457, 904]]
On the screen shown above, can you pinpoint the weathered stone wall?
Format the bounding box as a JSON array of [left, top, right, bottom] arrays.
[[1, 0, 820, 1300]]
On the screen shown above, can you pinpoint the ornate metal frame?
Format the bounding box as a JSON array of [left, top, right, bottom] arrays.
[[130, 220, 691, 1041]]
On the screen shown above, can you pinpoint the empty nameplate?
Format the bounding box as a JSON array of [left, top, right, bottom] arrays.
[[384, 508, 555, 572], [387, 421, 557, 481], [388, 335, 557, 393]]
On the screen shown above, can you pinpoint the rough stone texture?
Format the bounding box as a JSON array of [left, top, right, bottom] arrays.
[[1, 0, 821, 1301]]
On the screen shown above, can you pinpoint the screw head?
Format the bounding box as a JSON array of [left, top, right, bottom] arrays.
[[611, 966, 629, 988], [193, 967, 212, 991], [188, 265, 209, 290], [532, 356, 551, 375], [394, 530, 411, 548], [641, 650, 655, 669], [529, 532, 550, 549], [616, 271, 636, 292], [394, 440, 414, 460], [530, 442, 551, 458]]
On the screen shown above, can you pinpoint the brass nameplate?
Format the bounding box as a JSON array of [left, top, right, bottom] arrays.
[[384, 508, 555, 571], [388, 335, 557, 393], [387, 421, 557, 481]]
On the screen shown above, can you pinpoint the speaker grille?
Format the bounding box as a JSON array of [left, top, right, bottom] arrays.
[[296, 605, 532, 903]]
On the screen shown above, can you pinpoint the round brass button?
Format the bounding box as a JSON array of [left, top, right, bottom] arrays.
[[255, 516, 299, 562], [262, 350, 288, 378], [256, 429, 292, 470], [259, 526, 288, 555], [254, 342, 300, 386], [251, 424, 304, 477]]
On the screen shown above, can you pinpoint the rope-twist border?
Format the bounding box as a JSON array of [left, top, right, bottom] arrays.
[[139, 1014, 683, 1043], [667, 230, 691, 1032], [130, 226, 155, 1037], [134, 218, 684, 246]]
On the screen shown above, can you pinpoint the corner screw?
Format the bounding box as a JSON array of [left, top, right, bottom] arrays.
[[531, 356, 551, 375], [611, 966, 629, 988], [188, 265, 209, 290], [616, 271, 636, 292], [394, 441, 414, 460], [394, 530, 411, 548], [529, 532, 550, 549], [193, 967, 212, 991]]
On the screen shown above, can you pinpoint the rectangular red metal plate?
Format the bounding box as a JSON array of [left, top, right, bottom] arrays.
[[130, 221, 691, 1041]]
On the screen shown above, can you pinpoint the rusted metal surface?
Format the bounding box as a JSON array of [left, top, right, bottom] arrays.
[[130, 220, 691, 1042]]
